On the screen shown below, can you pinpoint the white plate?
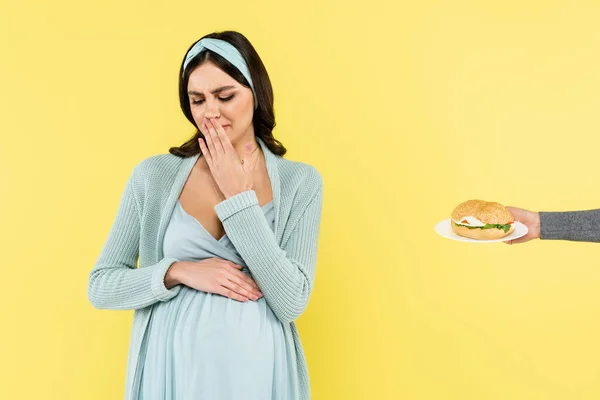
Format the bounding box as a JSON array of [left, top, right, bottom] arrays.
[[434, 219, 529, 243]]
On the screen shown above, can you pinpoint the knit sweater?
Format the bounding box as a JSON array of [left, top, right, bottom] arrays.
[[88, 137, 323, 400], [540, 210, 600, 242]]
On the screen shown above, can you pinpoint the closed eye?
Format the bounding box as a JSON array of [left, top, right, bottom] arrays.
[[191, 94, 235, 105], [219, 94, 235, 102]]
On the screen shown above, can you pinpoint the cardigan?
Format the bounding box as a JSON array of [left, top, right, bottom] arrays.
[[88, 137, 323, 400]]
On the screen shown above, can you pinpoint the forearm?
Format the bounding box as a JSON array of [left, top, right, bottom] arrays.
[[88, 257, 181, 310], [89, 165, 184, 310], [215, 189, 322, 323], [540, 209, 600, 243], [222, 207, 312, 322]]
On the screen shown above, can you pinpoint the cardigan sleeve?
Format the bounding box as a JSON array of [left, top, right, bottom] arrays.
[[88, 166, 181, 310], [215, 183, 323, 323], [540, 209, 600, 243]]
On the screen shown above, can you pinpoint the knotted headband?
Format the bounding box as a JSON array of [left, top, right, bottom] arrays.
[[183, 38, 257, 109]]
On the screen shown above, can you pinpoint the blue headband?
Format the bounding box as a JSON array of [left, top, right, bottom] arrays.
[[183, 38, 258, 109]]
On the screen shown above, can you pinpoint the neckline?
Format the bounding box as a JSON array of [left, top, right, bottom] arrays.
[[155, 137, 281, 259], [176, 199, 273, 243]]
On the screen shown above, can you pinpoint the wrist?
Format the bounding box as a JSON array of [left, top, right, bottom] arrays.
[[224, 187, 252, 200], [533, 212, 541, 239], [165, 261, 186, 289]]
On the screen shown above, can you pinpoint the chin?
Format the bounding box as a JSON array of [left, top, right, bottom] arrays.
[[229, 132, 241, 144]]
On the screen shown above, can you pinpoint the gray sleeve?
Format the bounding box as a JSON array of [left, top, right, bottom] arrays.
[[539, 209, 600, 242]]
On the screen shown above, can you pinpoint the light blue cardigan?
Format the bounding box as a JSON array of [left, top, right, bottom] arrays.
[[88, 137, 323, 400]]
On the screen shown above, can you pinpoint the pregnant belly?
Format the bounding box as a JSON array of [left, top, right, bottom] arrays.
[[145, 286, 283, 368]]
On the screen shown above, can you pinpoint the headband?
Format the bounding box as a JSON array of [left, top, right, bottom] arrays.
[[183, 38, 258, 109]]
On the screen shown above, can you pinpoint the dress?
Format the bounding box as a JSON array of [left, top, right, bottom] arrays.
[[135, 199, 295, 399]]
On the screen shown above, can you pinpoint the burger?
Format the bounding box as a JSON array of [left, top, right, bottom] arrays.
[[451, 200, 515, 240]]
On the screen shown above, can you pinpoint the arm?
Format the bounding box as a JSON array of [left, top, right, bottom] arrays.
[[88, 167, 181, 310], [214, 184, 323, 323], [540, 209, 600, 243]]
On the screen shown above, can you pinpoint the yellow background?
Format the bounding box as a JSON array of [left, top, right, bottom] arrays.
[[2, 0, 600, 399]]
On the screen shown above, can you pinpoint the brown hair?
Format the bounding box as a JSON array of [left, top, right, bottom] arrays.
[[169, 31, 286, 158]]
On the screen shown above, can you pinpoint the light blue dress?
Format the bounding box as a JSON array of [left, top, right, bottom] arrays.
[[135, 199, 295, 399]]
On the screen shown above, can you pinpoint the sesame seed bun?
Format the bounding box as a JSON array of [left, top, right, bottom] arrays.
[[450, 200, 515, 240]]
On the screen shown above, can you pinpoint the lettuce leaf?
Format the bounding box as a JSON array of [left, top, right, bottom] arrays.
[[454, 221, 512, 233]]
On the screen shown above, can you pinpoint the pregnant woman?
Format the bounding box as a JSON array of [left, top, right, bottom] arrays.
[[88, 30, 324, 400]]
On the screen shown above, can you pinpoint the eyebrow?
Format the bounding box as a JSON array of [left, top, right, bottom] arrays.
[[187, 85, 237, 97]]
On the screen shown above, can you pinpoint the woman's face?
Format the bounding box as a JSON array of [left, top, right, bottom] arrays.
[[187, 61, 255, 145]]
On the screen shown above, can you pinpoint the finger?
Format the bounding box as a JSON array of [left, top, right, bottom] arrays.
[[226, 264, 261, 291], [225, 279, 256, 298], [219, 260, 258, 290], [232, 271, 261, 294], [218, 286, 250, 302], [206, 119, 225, 156], [198, 138, 213, 166], [211, 118, 236, 155], [508, 236, 529, 244], [505, 206, 521, 216], [219, 260, 260, 291], [227, 276, 261, 298], [201, 121, 219, 159], [220, 278, 258, 300], [220, 259, 243, 270]]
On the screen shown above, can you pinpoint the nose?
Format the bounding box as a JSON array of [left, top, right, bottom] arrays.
[[203, 98, 220, 120]]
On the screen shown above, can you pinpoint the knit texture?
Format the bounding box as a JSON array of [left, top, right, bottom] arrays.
[[88, 138, 323, 400], [540, 209, 600, 242]]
